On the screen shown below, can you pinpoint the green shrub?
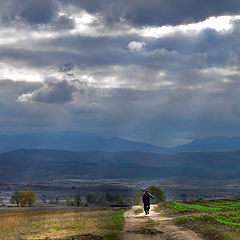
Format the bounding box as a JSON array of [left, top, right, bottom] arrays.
[[133, 186, 166, 205]]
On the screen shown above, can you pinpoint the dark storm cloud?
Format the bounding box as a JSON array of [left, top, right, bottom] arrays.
[[0, 0, 74, 30], [0, 2, 239, 72], [1, 21, 239, 74], [17, 64, 102, 104], [0, 80, 40, 99], [1, 76, 240, 145], [2, 0, 240, 145], [24, 79, 99, 104], [58, 62, 74, 72], [21, 79, 76, 103], [0, 79, 105, 135], [0, 80, 68, 133], [4, 0, 238, 28], [0, 0, 58, 24], [60, 0, 240, 26], [125, 0, 240, 26], [51, 15, 75, 30], [0, 47, 84, 69], [0, 80, 52, 131], [19, 0, 58, 24]]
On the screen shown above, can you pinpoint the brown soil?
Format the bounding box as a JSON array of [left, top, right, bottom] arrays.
[[121, 205, 203, 240], [36, 234, 103, 240]]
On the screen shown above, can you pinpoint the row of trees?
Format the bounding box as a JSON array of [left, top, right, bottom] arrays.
[[8, 186, 165, 207], [85, 192, 124, 204], [67, 186, 165, 206], [10, 190, 36, 207], [66, 192, 125, 206]]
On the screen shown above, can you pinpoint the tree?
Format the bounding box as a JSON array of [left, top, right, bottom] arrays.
[[117, 196, 125, 204], [10, 190, 21, 207], [133, 186, 166, 205], [19, 190, 36, 207], [105, 193, 115, 202], [98, 196, 107, 204], [105, 193, 125, 203], [74, 194, 81, 206], [27, 190, 36, 207], [86, 193, 96, 203], [55, 197, 60, 204], [147, 186, 166, 204], [66, 197, 71, 206], [0, 197, 4, 207], [133, 190, 144, 205]]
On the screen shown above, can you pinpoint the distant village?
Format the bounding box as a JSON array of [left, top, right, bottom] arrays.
[[1, 179, 240, 208]]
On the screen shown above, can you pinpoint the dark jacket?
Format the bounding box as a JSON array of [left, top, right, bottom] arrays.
[[142, 193, 150, 204]]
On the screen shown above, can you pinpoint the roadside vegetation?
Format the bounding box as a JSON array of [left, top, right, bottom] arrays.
[[99, 209, 127, 240], [0, 207, 127, 240], [158, 198, 240, 240], [133, 186, 166, 205]]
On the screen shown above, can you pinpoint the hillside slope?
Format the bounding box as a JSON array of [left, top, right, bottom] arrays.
[[0, 149, 240, 182]]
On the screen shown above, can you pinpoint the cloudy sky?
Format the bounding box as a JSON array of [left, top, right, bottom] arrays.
[[1, 0, 240, 146]]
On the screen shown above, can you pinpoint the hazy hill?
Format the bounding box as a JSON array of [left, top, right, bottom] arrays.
[[0, 132, 169, 153], [1, 132, 240, 153], [0, 149, 240, 182], [174, 136, 240, 152]]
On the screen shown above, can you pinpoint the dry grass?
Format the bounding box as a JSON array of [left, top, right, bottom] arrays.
[[0, 208, 119, 240]]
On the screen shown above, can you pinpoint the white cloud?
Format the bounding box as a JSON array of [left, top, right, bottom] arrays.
[[138, 15, 240, 38], [128, 41, 146, 51], [0, 63, 42, 82]]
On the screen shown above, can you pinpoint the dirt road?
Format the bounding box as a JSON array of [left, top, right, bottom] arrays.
[[122, 205, 203, 240]]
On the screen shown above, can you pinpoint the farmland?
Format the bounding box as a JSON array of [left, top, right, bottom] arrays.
[[162, 198, 240, 213], [158, 198, 240, 240]]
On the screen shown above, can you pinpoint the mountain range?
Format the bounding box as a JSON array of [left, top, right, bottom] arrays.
[[1, 132, 240, 153], [1, 132, 240, 183], [0, 148, 240, 182], [0, 131, 168, 153]]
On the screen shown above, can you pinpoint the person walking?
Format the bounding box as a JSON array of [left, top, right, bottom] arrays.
[[142, 189, 153, 215]]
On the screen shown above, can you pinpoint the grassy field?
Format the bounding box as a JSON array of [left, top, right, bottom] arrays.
[[158, 198, 240, 240], [161, 198, 240, 213], [0, 207, 127, 240]]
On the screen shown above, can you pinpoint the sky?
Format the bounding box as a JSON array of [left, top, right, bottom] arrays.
[[1, 0, 240, 146]]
